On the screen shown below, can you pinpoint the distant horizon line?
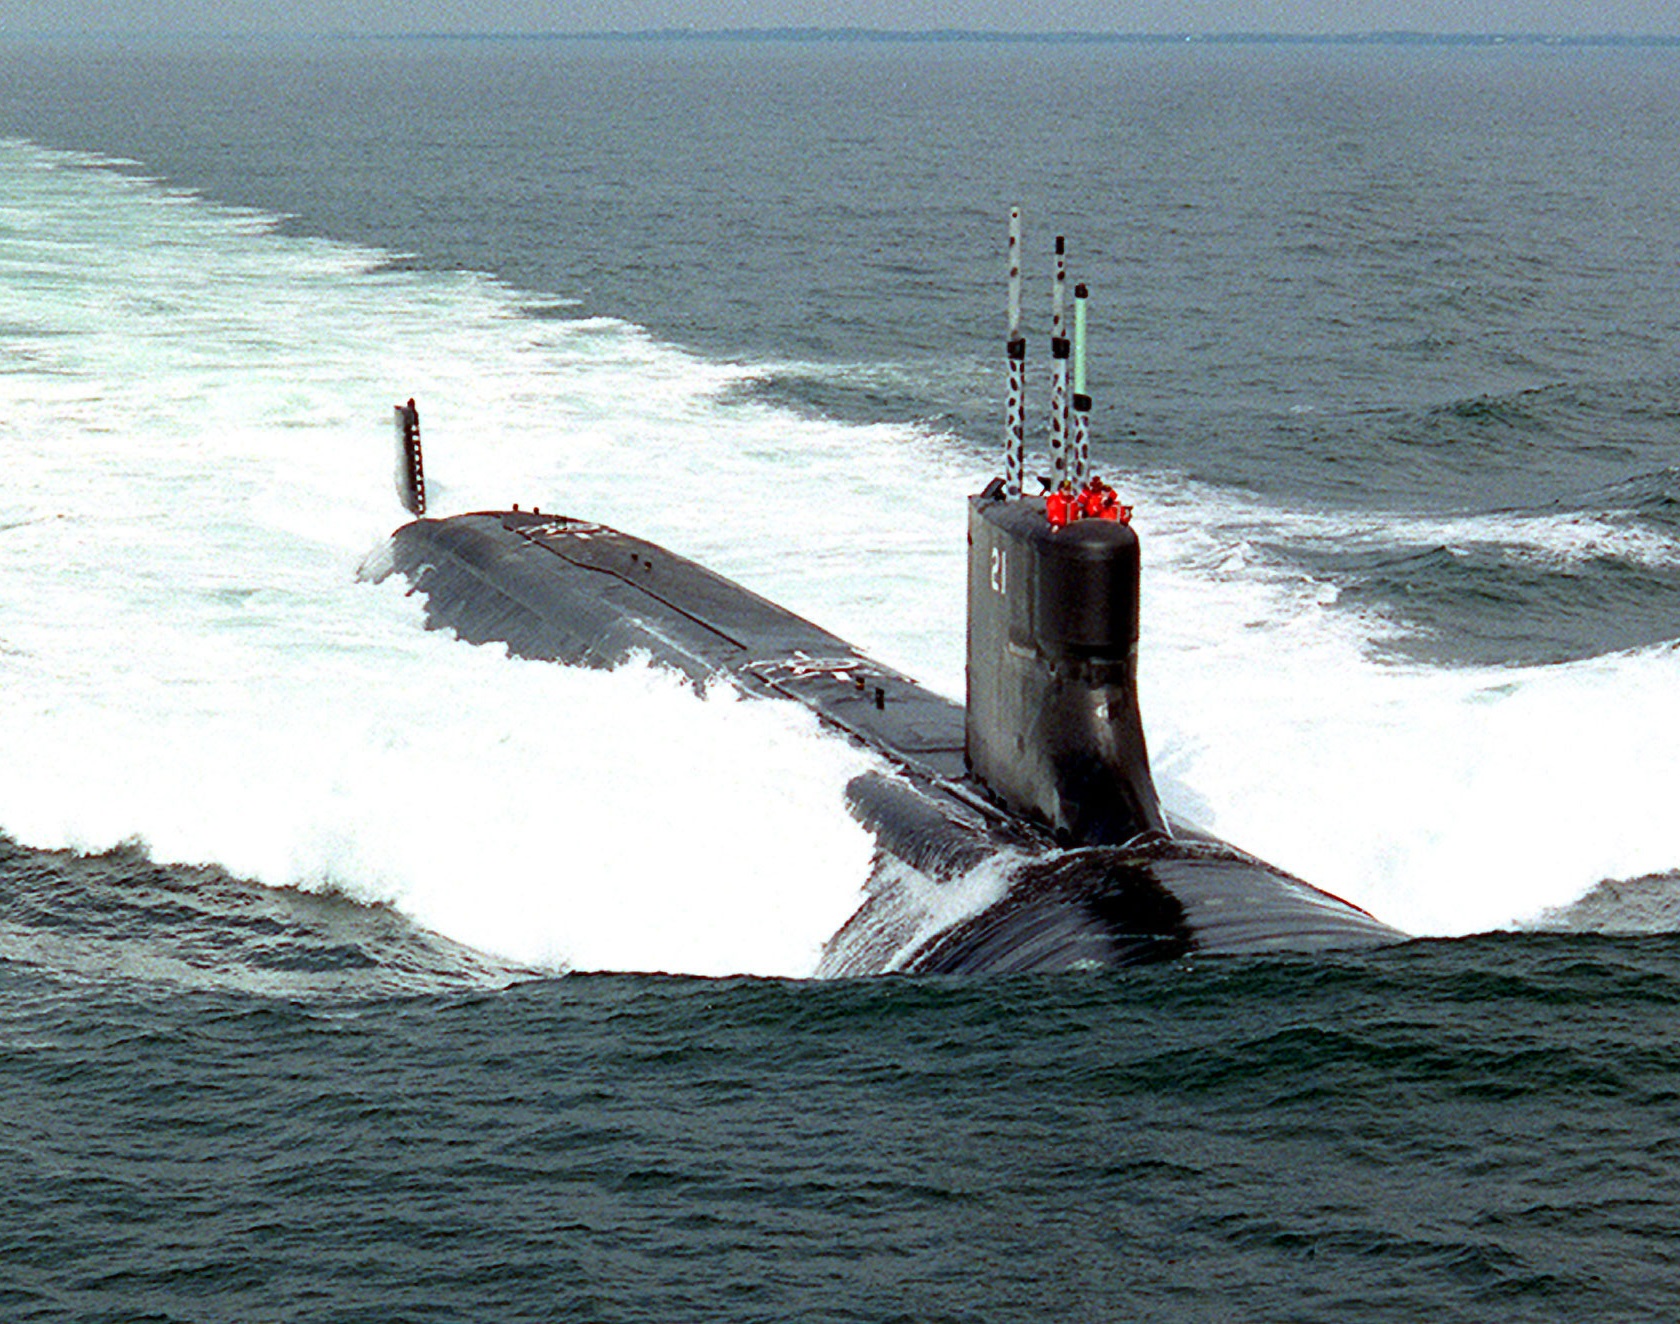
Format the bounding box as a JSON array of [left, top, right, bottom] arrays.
[[5, 29, 1680, 47]]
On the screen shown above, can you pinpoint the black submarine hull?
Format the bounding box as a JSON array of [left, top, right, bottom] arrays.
[[364, 506, 1404, 973]]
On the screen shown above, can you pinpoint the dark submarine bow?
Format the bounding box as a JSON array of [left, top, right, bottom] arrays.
[[365, 215, 1404, 973]]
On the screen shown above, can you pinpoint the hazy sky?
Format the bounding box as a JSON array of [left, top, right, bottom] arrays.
[[4, 2, 1680, 37]]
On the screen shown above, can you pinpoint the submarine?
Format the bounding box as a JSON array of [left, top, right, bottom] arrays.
[[362, 213, 1404, 974]]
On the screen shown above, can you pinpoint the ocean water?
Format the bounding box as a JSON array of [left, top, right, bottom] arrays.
[[3, 36, 1680, 1321]]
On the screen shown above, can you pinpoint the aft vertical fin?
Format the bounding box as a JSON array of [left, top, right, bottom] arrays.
[[394, 398, 426, 516]]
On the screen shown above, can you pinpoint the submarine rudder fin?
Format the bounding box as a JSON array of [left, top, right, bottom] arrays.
[[394, 397, 426, 517]]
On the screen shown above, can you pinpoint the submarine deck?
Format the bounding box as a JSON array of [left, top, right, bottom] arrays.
[[385, 509, 980, 793]]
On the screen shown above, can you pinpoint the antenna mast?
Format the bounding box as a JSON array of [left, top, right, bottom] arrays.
[[1049, 236, 1070, 490], [1071, 284, 1092, 488], [1004, 208, 1026, 498]]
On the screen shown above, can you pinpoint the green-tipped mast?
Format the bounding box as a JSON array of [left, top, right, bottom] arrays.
[[1071, 282, 1091, 487], [1001, 214, 1098, 495]]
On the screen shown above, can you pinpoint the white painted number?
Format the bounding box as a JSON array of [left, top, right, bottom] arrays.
[[990, 547, 1007, 595]]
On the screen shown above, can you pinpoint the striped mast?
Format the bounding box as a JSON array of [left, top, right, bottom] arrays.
[[1072, 282, 1092, 488], [1004, 207, 1026, 498], [393, 397, 426, 516], [1049, 236, 1070, 491]]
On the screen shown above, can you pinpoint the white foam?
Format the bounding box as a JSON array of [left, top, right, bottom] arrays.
[[1130, 475, 1680, 935], [1204, 485, 1680, 572], [4, 138, 1679, 974], [0, 141, 901, 976], [874, 853, 1020, 973]]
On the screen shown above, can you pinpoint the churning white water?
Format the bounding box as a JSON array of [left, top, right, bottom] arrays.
[[3, 141, 1677, 971]]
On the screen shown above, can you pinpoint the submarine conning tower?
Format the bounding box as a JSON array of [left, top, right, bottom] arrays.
[[965, 210, 1167, 846]]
